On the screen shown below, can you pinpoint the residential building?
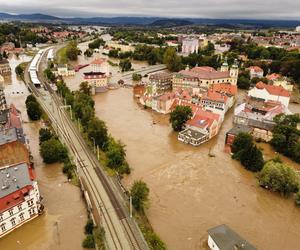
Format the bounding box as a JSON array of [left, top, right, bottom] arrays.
[[152, 92, 176, 114], [0, 86, 6, 110], [247, 66, 264, 79], [54, 64, 75, 77], [173, 61, 238, 90], [207, 224, 257, 250], [0, 59, 11, 76], [233, 97, 290, 141], [0, 42, 15, 53], [0, 162, 43, 238], [225, 125, 253, 147], [266, 73, 293, 92], [178, 108, 221, 146], [296, 26, 300, 32], [182, 38, 199, 54], [83, 58, 110, 94], [248, 81, 290, 107], [148, 72, 173, 95]]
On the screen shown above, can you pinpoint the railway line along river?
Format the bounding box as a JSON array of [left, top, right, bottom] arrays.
[[92, 87, 300, 250]]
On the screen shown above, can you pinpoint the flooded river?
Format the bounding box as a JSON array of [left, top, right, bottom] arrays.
[[92, 88, 300, 250], [0, 55, 87, 250]]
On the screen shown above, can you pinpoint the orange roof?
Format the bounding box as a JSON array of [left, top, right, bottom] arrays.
[[91, 58, 106, 65], [186, 108, 220, 129], [156, 92, 176, 102], [178, 66, 230, 80], [247, 66, 263, 73], [0, 141, 29, 167], [212, 83, 237, 96], [202, 90, 228, 103], [255, 81, 290, 97], [266, 73, 281, 81]]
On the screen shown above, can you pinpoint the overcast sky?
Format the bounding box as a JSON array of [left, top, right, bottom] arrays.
[[0, 0, 300, 20]]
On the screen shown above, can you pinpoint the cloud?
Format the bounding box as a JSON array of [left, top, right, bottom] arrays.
[[0, 0, 299, 19]]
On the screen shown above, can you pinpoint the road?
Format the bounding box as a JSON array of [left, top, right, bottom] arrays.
[[110, 64, 167, 85], [25, 48, 149, 250]]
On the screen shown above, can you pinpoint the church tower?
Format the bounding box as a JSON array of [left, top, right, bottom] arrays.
[[230, 59, 239, 85], [220, 57, 229, 72]]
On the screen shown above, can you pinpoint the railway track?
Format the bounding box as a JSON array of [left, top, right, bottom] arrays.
[[26, 48, 145, 250]]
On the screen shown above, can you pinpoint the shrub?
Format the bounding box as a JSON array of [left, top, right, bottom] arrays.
[[82, 234, 95, 249]]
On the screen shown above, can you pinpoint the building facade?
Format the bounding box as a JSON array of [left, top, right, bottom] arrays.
[[182, 38, 199, 54], [0, 163, 42, 238], [0, 59, 11, 76]]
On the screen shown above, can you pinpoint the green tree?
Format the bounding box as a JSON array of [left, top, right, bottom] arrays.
[[15, 64, 24, 77], [40, 138, 68, 164], [26, 101, 43, 121], [25, 94, 37, 105], [119, 59, 132, 72], [82, 235, 95, 249], [231, 133, 253, 158], [163, 47, 182, 72], [44, 68, 55, 82], [84, 219, 94, 235], [130, 180, 150, 211], [39, 128, 53, 144], [84, 49, 93, 57], [87, 118, 108, 150], [239, 144, 264, 172], [169, 105, 193, 132], [146, 232, 166, 250], [93, 227, 106, 250], [79, 81, 91, 95], [132, 73, 142, 81], [106, 139, 126, 169], [258, 160, 299, 196], [66, 41, 80, 61]]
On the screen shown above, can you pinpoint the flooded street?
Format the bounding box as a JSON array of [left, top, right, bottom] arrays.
[[92, 88, 300, 250], [0, 55, 87, 250]]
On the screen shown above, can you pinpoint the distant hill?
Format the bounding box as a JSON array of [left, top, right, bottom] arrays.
[[0, 12, 300, 28], [150, 19, 193, 27]]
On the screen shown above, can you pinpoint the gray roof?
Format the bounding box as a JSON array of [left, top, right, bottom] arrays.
[[0, 128, 18, 145], [0, 163, 33, 198], [207, 224, 257, 250], [180, 128, 207, 140], [227, 125, 253, 136]]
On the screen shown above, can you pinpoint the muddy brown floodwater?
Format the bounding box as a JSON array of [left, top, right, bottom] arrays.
[[0, 55, 87, 250], [92, 88, 300, 250]]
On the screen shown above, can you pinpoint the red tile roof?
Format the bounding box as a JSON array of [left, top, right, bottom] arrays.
[[0, 185, 33, 213], [266, 73, 281, 81], [186, 108, 220, 129], [202, 90, 228, 103], [212, 83, 237, 96], [247, 66, 264, 73], [91, 58, 106, 65], [255, 81, 290, 97]]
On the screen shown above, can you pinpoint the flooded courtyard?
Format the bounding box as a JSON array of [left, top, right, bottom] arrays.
[[0, 55, 87, 250], [92, 88, 300, 250]]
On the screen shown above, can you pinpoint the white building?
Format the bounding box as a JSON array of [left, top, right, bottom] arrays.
[[296, 26, 300, 32], [182, 38, 199, 54], [248, 81, 291, 107], [247, 66, 264, 79], [0, 163, 43, 238], [54, 64, 75, 77], [207, 224, 257, 250]]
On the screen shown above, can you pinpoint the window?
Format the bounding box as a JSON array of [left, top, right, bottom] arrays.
[[11, 217, 16, 227], [0, 214, 3, 222], [27, 199, 34, 207], [17, 204, 22, 211], [9, 209, 13, 216], [0, 223, 6, 232], [19, 213, 24, 222]]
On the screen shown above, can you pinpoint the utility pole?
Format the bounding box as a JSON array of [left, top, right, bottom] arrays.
[[129, 196, 133, 218], [97, 145, 100, 160], [91, 137, 96, 153]]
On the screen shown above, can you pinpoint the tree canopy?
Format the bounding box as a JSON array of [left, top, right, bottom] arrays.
[[169, 105, 193, 132], [130, 180, 150, 211]]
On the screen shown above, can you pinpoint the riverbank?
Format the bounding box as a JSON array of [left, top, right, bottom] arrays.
[[0, 54, 87, 250]]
